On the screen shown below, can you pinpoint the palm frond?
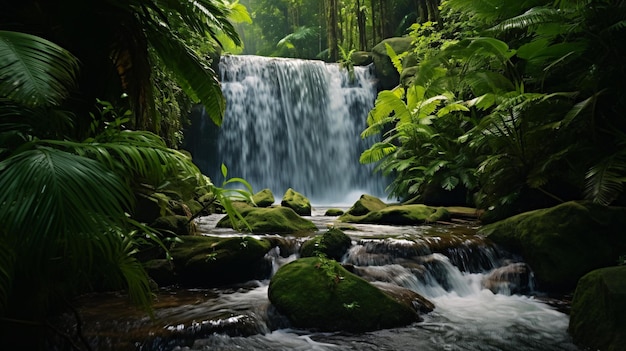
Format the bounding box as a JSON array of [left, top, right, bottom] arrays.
[[584, 155, 626, 205], [0, 31, 79, 107], [0, 147, 133, 264], [360, 142, 397, 164], [146, 23, 225, 125], [488, 7, 564, 33]]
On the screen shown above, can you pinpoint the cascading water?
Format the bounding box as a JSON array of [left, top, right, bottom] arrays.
[[55, 210, 580, 350], [189, 55, 386, 205]]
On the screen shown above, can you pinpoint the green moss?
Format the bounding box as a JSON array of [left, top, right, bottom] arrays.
[[569, 266, 626, 351], [216, 206, 317, 234], [300, 228, 352, 260], [280, 188, 312, 216], [252, 188, 275, 208], [344, 194, 388, 216], [324, 208, 345, 216], [479, 201, 626, 291], [339, 204, 450, 225], [268, 257, 419, 332], [169, 235, 273, 286]]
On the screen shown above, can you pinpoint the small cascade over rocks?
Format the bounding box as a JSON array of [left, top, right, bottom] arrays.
[[187, 55, 386, 204]]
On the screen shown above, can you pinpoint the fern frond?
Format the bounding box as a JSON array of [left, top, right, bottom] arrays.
[[360, 142, 397, 164]]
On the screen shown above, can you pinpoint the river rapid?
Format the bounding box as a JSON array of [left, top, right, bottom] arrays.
[[56, 207, 580, 351]]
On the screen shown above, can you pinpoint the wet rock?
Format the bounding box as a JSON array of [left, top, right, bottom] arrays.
[[371, 281, 435, 314], [324, 208, 344, 216], [569, 266, 626, 351], [280, 188, 311, 216], [268, 257, 421, 332], [300, 228, 352, 261], [344, 194, 388, 216], [339, 204, 450, 225], [169, 235, 273, 286], [216, 206, 317, 234], [252, 188, 275, 208], [479, 200, 626, 292], [482, 262, 531, 295]]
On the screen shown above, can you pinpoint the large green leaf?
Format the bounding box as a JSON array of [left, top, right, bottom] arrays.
[[0, 147, 133, 251], [0, 31, 79, 107], [147, 23, 226, 125]]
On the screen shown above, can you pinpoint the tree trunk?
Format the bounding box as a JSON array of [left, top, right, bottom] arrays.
[[356, 0, 367, 50], [326, 0, 339, 61]]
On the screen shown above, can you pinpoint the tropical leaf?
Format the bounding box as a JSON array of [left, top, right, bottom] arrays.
[[584, 155, 626, 205], [360, 142, 397, 164], [385, 43, 403, 74], [0, 31, 79, 107], [146, 23, 226, 126]]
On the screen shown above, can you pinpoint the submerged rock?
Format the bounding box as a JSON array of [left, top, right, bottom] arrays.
[[280, 188, 312, 216], [482, 262, 532, 295], [324, 208, 344, 216], [569, 266, 626, 351], [478, 200, 626, 292], [216, 206, 317, 234], [268, 257, 424, 332]]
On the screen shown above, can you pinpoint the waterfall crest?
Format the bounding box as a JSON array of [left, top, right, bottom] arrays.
[[207, 55, 385, 204]]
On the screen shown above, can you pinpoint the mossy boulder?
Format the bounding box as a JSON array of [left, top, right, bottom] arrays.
[[300, 228, 352, 261], [344, 194, 388, 216], [372, 36, 415, 90], [252, 188, 275, 208], [268, 257, 422, 332], [339, 204, 450, 225], [281, 188, 312, 216], [351, 51, 373, 66], [216, 206, 317, 234], [169, 235, 273, 286], [569, 266, 626, 351], [478, 201, 626, 292], [324, 208, 344, 216], [151, 215, 196, 237]]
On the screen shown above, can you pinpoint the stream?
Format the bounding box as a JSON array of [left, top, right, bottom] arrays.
[[57, 207, 580, 351]]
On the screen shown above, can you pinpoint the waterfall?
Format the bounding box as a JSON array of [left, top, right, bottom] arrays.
[[186, 55, 386, 205]]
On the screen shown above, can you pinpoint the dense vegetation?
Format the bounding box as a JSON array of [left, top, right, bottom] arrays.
[[0, 0, 248, 348], [1, 0, 625, 348], [360, 0, 626, 220]]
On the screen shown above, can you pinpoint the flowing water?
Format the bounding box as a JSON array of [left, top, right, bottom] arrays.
[[58, 208, 580, 351], [184, 55, 386, 204]]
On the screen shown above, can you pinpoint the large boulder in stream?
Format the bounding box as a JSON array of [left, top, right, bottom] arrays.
[[569, 266, 626, 351], [216, 205, 317, 234], [478, 201, 626, 292], [268, 257, 426, 332], [168, 235, 273, 286], [280, 188, 312, 216], [339, 201, 450, 225]]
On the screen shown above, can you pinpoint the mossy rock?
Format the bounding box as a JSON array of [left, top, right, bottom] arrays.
[[268, 257, 421, 332], [372, 36, 415, 90], [169, 235, 273, 286], [216, 206, 317, 234], [339, 204, 450, 225], [281, 188, 312, 216], [252, 188, 275, 208], [569, 266, 626, 351], [351, 51, 373, 66], [300, 228, 352, 261], [151, 215, 196, 236], [344, 194, 388, 216], [143, 259, 176, 287], [478, 201, 626, 292], [324, 208, 344, 216]]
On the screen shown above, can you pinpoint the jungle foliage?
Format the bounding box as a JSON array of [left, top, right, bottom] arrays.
[[360, 0, 626, 219], [0, 0, 250, 348]]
